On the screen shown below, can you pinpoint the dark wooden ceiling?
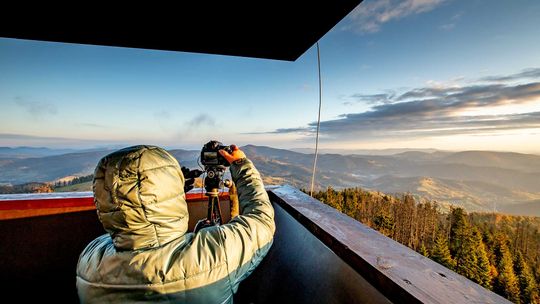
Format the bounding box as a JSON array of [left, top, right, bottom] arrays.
[[0, 2, 362, 61]]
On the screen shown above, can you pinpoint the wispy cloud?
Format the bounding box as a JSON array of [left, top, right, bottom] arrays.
[[270, 68, 540, 141], [439, 12, 462, 31], [172, 114, 218, 142], [0, 133, 125, 148], [348, 92, 396, 105], [343, 0, 446, 34], [14, 96, 57, 119], [258, 127, 314, 135], [480, 68, 540, 82], [154, 110, 172, 120], [187, 114, 216, 127], [439, 23, 455, 31], [78, 123, 108, 129]]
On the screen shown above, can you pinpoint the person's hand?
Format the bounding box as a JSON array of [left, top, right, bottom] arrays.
[[219, 145, 246, 165], [181, 166, 203, 193]]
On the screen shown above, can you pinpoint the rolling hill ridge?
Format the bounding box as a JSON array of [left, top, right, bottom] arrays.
[[1, 145, 539, 215]]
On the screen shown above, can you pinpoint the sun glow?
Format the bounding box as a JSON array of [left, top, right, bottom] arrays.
[[456, 98, 540, 117]]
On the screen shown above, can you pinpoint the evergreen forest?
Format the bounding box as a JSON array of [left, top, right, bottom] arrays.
[[310, 187, 540, 303]]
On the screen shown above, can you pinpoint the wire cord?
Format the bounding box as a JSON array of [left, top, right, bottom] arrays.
[[310, 42, 323, 197]]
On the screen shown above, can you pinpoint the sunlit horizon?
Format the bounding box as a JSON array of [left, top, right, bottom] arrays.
[[1, 0, 540, 154]]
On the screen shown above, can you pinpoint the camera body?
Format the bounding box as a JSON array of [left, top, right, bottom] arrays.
[[200, 140, 232, 168], [194, 140, 233, 233], [200, 140, 233, 192]]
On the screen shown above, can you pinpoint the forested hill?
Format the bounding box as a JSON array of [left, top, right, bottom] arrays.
[[310, 187, 540, 304], [242, 145, 540, 216], [1, 145, 539, 216]]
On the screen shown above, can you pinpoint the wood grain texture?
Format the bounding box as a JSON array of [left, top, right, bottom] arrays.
[[0, 188, 229, 220], [268, 185, 510, 304]]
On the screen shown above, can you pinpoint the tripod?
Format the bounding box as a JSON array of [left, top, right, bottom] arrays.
[[194, 169, 230, 232], [205, 187, 223, 227]]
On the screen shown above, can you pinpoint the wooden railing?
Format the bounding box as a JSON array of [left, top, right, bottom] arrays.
[[0, 186, 509, 304], [244, 186, 511, 304], [0, 188, 228, 220]]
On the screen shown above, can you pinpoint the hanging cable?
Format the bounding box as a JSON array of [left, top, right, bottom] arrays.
[[310, 42, 323, 197]]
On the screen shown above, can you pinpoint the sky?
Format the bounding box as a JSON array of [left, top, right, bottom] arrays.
[[1, 0, 540, 153]]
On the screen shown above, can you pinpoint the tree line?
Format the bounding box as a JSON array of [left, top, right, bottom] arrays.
[[0, 174, 95, 194], [0, 182, 54, 194], [53, 174, 94, 188], [309, 187, 540, 304]]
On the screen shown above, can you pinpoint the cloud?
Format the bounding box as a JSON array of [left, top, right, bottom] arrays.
[[439, 23, 455, 31], [308, 111, 540, 140], [0, 133, 124, 148], [187, 114, 216, 127], [480, 68, 540, 82], [172, 114, 219, 142], [343, 0, 446, 34], [14, 97, 57, 119], [271, 68, 540, 141], [349, 93, 395, 105], [256, 127, 313, 135], [154, 110, 172, 120], [78, 123, 108, 129], [439, 12, 462, 31]]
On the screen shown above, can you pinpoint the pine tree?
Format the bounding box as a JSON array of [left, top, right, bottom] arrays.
[[374, 214, 394, 237], [449, 207, 468, 256], [494, 236, 521, 303], [448, 208, 480, 282], [514, 250, 539, 304], [431, 233, 456, 270], [473, 228, 493, 289], [455, 229, 479, 282], [325, 187, 342, 212], [419, 242, 429, 257]]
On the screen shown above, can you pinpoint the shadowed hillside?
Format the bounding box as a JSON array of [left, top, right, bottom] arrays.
[[242, 145, 540, 215], [0, 150, 112, 185], [1, 144, 539, 215]]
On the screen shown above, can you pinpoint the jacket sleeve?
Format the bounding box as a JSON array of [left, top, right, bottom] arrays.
[[219, 158, 275, 293]]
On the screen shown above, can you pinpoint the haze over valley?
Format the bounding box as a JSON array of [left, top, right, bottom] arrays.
[[1, 145, 539, 216]]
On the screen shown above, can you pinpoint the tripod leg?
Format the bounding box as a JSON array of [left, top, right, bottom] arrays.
[[207, 195, 214, 220], [214, 196, 223, 225]]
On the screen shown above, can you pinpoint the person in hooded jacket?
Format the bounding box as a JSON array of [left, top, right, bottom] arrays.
[[76, 144, 275, 303]]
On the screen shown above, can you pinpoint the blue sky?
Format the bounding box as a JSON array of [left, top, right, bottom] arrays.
[[1, 0, 539, 152]]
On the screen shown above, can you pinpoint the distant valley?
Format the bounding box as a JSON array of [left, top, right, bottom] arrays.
[[1, 145, 539, 216]]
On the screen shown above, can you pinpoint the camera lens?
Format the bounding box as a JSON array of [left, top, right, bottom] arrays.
[[207, 170, 215, 178]]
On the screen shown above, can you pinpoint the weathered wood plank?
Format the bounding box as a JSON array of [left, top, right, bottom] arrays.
[[0, 189, 229, 222], [268, 185, 510, 304]]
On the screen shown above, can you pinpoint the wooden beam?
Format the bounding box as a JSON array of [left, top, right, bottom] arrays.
[[268, 185, 510, 304]]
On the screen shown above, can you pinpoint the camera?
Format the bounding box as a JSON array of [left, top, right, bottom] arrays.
[[200, 140, 232, 167], [200, 140, 233, 191], [194, 140, 234, 233]]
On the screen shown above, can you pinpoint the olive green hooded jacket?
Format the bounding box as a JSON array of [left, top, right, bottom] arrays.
[[76, 145, 275, 303]]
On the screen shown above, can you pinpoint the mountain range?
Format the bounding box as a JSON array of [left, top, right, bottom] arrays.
[[1, 145, 539, 216]]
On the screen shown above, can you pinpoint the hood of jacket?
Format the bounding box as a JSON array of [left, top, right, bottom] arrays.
[[93, 145, 188, 250]]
